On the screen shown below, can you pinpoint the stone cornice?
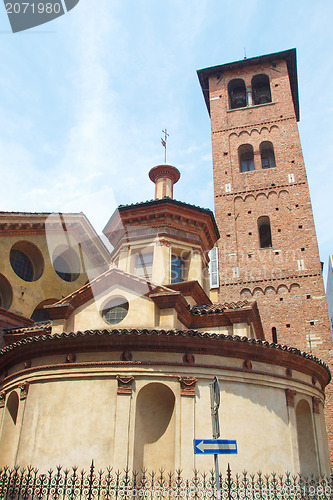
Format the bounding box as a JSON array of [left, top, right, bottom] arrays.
[[103, 198, 219, 252], [0, 328, 330, 388]]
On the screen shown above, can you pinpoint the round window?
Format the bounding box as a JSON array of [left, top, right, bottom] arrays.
[[101, 298, 129, 325], [52, 246, 80, 282], [10, 241, 44, 282]]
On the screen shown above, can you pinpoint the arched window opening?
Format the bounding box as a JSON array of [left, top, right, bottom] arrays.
[[258, 216, 272, 248], [296, 400, 318, 475], [6, 392, 19, 425], [252, 74, 271, 105], [260, 141, 276, 169], [272, 327, 277, 343], [228, 79, 246, 109], [239, 144, 255, 172]]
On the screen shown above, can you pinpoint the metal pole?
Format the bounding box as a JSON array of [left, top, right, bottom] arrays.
[[214, 454, 220, 500], [209, 378, 221, 500]]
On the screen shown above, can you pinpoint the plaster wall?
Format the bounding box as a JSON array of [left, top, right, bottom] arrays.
[[0, 356, 329, 475], [72, 288, 157, 331]]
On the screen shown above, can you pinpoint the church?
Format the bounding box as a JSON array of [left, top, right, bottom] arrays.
[[0, 48, 331, 477]]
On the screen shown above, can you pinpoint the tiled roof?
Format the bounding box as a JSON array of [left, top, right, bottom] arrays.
[[118, 197, 213, 214], [0, 328, 330, 377], [4, 322, 52, 335], [191, 301, 250, 315]]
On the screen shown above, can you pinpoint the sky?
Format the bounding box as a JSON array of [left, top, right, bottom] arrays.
[[0, 0, 332, 281]]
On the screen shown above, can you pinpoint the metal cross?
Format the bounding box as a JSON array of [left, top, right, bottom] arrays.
[[161, 129, 169, 163]]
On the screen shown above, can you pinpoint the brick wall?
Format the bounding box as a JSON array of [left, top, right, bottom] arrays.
[[207, 55, 333, 461]]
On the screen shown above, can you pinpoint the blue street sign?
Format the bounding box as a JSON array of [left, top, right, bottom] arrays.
[[194, 439, 238, 455]]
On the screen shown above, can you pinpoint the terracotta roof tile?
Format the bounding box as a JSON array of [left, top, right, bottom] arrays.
[[0, 328, 330, 378], [191, 301, 250, 315], [4, 322, 52, 335]]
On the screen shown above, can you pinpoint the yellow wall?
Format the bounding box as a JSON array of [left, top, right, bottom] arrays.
[[0, 233, 104, 319], [0, 351, 330, 475]]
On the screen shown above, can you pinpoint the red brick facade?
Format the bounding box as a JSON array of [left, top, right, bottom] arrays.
[[198, 50, 333, 461]]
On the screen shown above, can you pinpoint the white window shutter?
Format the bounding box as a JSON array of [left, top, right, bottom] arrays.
[[209, 247, 219, 288]]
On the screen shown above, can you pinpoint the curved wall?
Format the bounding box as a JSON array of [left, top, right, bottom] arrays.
[[0, 340, 330, 475]]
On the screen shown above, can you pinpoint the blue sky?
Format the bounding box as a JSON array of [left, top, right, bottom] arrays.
[[0, 0, 332, 281]]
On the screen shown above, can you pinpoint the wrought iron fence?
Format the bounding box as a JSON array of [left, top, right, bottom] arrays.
[[0, 462, 332, 499]]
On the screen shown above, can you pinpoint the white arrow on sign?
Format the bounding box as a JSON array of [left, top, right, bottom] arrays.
[[194, 439, 237, 454]]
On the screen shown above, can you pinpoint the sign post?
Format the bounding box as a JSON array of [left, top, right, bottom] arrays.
[[209, 376, 221, 500], [194, 377, 238, 499]]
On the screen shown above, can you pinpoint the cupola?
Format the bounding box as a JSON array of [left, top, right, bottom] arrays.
[[148, 164, 180, 199], [103, 165, 219, 294]]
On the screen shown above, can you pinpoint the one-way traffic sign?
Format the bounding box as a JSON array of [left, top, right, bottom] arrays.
[[194, 439, 238, 455]]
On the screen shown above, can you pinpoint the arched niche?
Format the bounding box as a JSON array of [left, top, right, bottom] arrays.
[[296, 399, 318, 475], [0, 391, 20, 467], [133, 383, 175, 472]]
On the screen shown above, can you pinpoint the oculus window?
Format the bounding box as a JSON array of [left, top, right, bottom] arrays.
[[10, 241, 44, 282], [52, 246, 80, 282], [101, 297, 129, 325]]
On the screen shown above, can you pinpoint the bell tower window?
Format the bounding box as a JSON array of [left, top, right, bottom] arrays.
[[258, 216, 272, 248], [260, 141, 276, 169], [239, 144, 255, 172], [252, 74, 271, 105], [228, 79, 246, 109]]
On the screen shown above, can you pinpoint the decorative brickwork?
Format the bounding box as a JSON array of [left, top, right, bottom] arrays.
[[199, 50, 333, 460]]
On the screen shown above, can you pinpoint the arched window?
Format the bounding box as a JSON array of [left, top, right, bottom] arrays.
[[260, 141, 276, 169], [239, 144, 255, 172], [258, 216, 272, 248], [272, 327, 277, 343], [228, 79, 246, 109], [252, 74, 271, 105]]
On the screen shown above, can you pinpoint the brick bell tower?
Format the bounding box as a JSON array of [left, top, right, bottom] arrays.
[[198, 49, 333, 458]]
